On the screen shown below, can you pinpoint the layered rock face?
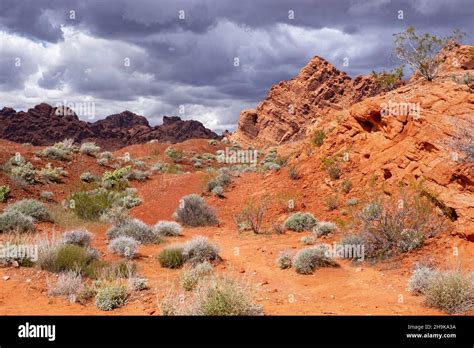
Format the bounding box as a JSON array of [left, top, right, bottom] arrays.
[[294, 45, 474, 233], [231, 56, 380, 147], [0, 104, 219, 149]]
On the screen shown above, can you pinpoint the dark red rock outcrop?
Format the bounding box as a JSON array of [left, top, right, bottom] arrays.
[[0, 104, 219, 149]]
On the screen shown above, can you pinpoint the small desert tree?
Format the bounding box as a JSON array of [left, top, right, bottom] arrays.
[[393, 27, 464, 81], [371, 65, 404, 92], [233, 196, 269, 234]]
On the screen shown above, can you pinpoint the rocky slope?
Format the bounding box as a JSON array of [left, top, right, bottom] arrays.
[[231, 56, 380, 147], [0, 103, 219, 149], [283, 45, 474, 235]]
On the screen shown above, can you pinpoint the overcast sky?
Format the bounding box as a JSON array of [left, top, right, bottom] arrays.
[[0, 0, 472, 133]]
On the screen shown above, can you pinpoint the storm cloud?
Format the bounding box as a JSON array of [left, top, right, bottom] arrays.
[[0, 0, 472, 132]]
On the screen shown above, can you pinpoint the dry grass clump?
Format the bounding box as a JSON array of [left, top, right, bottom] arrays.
[[161, 275, 263, 316], [408, 266, 474, 314]]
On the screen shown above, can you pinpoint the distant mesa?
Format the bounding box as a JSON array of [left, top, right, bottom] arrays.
[[0, 103, 219, 150]]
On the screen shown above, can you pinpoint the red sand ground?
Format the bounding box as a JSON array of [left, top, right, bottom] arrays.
[[0, 140, 472, 315]]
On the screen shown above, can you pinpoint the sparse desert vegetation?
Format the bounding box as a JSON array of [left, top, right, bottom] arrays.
[[0, 19, 471, 322]]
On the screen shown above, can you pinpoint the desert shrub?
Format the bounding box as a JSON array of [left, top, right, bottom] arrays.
[[174, 194, 218, 227], [86, 260, 136, 280], [183, 236, 220, 265], [154, 221, 182, 237], [241, 166, 257, 173], [101, 166, 131, 190], [5, 199, 50, 221], [287, 166, 299, 180], [449, 118, 473, 163], [40, 191, 54, 201], [157, 246, 185, 269], [162, 276, 262, 316], [361, 202, 382, 220], [42, 146, 69, 161], [108, 236, 140, 259], [263, 162, 281, 172], [4, 154, 26, 168], [325, 195, 338, 210], [272, 223, 285, 235], [80, 171, 95, 183], [99, 151, 113, 160], [424, 270, 474, 314], [10, 161, 36, 184], [152, 162, 184, 174], [341, 179, 352, 193], [293, 245, 337, 275], [0, 185, 11, 202], [276, 251, 293, 269], [357, 193, 447, 258], [211, 185, 224, 197], [119, 195, 142, 209], [327, 164, 342, 180], [311, 129, 325, 147], [97, 158, 108, 166], [284, 212, 318, 232], [180, 262, 214, 291], [37, 165, 67, 183], [128, 277, 148, 291], [453, 72, 474, 90], [394, 27, 464, 81], [131, 160, 146, 169], [95, 285, 128, 311], [38, 244, 95, 274], [208, 139, 218, 146], [62, 229, 93, 247], [106, 218, 157, 244], [408, 265, 437, 295], [79, 142, 100, 156], [124, 187, 138, 196], [52, 139, 78, 154], [99, 205, 129, 224], [127, 170, 150, 182], [232, 197, 268, 234], [196, 277, 263, 316], [202, 153, 216, 161], [397, 229, 425, 252], [47, 271, 84, 300], [151, 162, 165, 172], [206, 173, 231, 192], [0, 211, 35, 233], [371, 65, 404, 92], [68, 190, 114, 221], [301, 236, 315, 245], [313, 221, 337, 237], [340, 234, 365, 247], [346, 198, 359, 206], [165, 146, 184, 161]]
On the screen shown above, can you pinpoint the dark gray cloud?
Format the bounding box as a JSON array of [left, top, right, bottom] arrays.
[[0, 0, 472, 131]]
